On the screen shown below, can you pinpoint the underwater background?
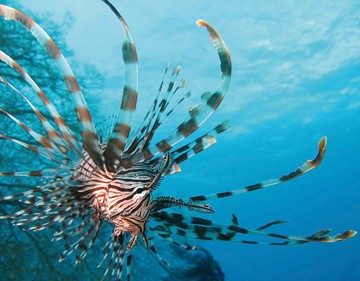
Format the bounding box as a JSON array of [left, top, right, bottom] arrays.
[[0, 0, 359, 280]]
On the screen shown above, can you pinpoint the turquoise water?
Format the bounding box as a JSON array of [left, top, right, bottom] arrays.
[[1, 0, 360, 280]]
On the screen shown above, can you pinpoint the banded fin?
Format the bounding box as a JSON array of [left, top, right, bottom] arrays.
[[125, 66, 185, 156], [123, 19, 231, 167], [168, 121, 230, 173], [0, 168, 70, 178], [0, 107, 75, 167], [99, 233, 126, 281], [164, 88, 190, 118], [126, 253, 133, 281], [152, 211, 356, 244], [59, 213, 102, 266], [102, 0, 139, 171], [256, 219, 288, 231], [0, 5, 104, 168], [152, 227, 198, 251], [188, 137, 327, 202], [0, 51, 81, 156], [138, 66, 184, 151], [148, 243, 170, 267], [0, 133, 67, 165], [125, 66, 169, 155], [0, 75, 71, 155]]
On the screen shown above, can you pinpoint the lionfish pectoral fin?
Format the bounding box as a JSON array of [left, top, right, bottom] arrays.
[[188, 137, 327, 202], [0, 7, 103, 167], [153, 231, 198, 251], [147, 237, 170, 267], [0, 68, 77, 161], [126, 254, 133, 281], [0, 72, 76, 162], [151, 211, 356, 246]]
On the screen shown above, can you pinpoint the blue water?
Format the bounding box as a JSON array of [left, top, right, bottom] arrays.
[[2, 0, 360, 280]]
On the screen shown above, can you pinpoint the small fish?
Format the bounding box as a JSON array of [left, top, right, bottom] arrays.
[[0, 1, 356, 280]]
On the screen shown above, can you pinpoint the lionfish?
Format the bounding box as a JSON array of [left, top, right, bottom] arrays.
[[0, 1, 356, 280]]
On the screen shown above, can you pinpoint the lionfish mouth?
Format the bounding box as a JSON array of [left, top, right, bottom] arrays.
[[0, 1, 356, 280]]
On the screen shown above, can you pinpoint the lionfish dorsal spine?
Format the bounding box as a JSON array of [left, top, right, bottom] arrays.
[[102, 0, 139, 172], [122, 19, 232, 168], [124, 65, 170, 155], [124, 65, 188, 158], [138, 66, 183, 151]]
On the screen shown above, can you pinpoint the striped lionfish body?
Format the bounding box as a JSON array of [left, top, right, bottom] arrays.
[[0, 1, 356, 280]]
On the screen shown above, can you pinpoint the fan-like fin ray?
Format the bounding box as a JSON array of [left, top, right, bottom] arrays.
[[0, 168, 70, 178], [0, 107, 73, 165], [0, 5, 104, 168], [152, 211, 356, 244], [139, 66, 183, 151], [0, 133, 66, 164], [126, 254, 133, 281], [0, 51, 81, 154], [100, 233, 126, 281], [147, 237, 170, 267], [154, 230, 198, 251], [123, 19, 231, 167], [124, 66, 169, 155], [0, 75, 71, 154]]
